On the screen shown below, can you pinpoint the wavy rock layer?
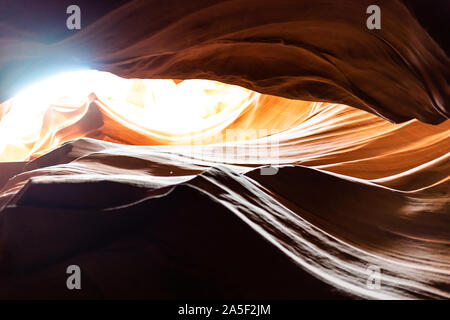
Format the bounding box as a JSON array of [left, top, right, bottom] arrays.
[[0, 0, 448, 299], [1, 0, 449, 123], [0, 99, 448, 299]]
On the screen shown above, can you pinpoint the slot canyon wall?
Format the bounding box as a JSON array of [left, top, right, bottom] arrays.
[[1, 0, 449, 123], [0, 0, 448, 299]]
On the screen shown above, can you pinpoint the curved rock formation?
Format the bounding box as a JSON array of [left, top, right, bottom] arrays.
[[0, 92, 448, 299], [0, 0, 448, 300], [1, 0, 449, 123]]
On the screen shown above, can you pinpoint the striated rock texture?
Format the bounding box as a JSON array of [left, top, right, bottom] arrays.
[[0, 0, 448, 299], [0, 97, 449, 299], [1, 0, 449, 123]]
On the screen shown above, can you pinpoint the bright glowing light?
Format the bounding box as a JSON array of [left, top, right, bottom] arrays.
[[0, 70, 260, 161]]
